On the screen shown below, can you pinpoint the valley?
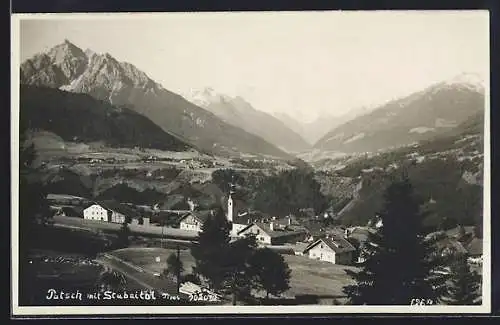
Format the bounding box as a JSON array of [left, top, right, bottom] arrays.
[[17, 38, 486, 308]]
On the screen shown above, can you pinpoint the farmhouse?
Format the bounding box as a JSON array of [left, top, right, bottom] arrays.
[[345, 226, 376, 263], [178, 210, 214, 232], [434, 236, 469, 257], [83, 204, 108, 222], [303, 235, 356, 265], [83, 200, 140, 224], [237, 222, 307, 245], [464, 236, 483, 265]]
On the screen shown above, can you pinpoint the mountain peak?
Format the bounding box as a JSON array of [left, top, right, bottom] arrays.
[[442, 72, 485, 93], [48, 39, 86, 61]]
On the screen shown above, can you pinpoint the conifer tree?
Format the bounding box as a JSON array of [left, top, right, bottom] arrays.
[[343, 175, 448, 305], [191, 208, 231, 292], [248, 247, 291, 299], [116, 221, 131, 248], [442, 253, 482, 305], [223, 234, 258, 305]]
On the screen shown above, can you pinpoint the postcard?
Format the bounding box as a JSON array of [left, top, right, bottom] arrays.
[[11, 10, 491, 316]]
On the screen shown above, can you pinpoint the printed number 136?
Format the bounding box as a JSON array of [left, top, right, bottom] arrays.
[[411, 298, 434, 305]]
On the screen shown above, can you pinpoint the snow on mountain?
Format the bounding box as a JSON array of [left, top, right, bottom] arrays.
[[182, 88, 311, 153], [20, 40, 294, 160], [442, 72, 485, 93], [314, 73, 485, 153]]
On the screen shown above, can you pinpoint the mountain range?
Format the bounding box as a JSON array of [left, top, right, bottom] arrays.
[[313, 73, 485, 153], [20, 40, 293, 160], [182, 88, 311, 153], [19, 84, 193, 152], [274, 106, 372, 145], [19, 40, 485, 162]]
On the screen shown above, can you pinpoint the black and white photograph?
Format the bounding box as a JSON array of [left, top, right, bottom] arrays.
[[11, 10, 490, 315]]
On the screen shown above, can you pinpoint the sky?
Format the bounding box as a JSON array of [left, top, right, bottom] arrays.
[[17, 11, 489, 123]]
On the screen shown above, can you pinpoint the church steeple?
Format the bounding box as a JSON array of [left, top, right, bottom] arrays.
[[227, 177, 236, 223]]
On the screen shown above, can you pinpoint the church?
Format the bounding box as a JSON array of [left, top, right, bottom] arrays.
[[224, 183, 258, 236]]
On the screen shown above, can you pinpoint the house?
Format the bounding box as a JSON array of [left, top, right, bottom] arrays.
[[445, 225, 475, 240], [101, 200, 141, 224], [346, 226, 375, 244], [293, 242, 309, 256], [434, 237, 469, 257], [302, 235, 356, 265], [237, 222, 307, 245], [345, 227, 377, 263], [83, 204, 109, 222], [178, 210, 214, 232], [83, 200, 140, 224], [465, 237, 482, 264]]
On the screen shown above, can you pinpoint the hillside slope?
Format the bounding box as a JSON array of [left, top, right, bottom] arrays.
[[20, 40, 293, 159], [314, 73, 485, 153], [20, 85, 192, 152], [184, 88, 311, 153], [326, 112, 485, 228]]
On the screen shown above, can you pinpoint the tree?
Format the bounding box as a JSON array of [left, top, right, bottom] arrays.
[[182, 273, 202, 285], [473, 225, 483, 239], [191, 208, 231, 291], [253, 168, 328, 217], [97, 269, 127, 292], [165, 251, 184, 277], [18, 127, 52, 254], [116, 222, 131, 248], [223, 235, 258, 305], [343, 175, 448, 305], [248, 247, 291, 299], [346, 237, 361, 264], [164, 249, 184, 292], [442, 253, 482, 305], [211, 169, 245, 194]]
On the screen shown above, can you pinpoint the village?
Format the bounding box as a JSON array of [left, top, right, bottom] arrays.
[[46, 177, 483, 298]]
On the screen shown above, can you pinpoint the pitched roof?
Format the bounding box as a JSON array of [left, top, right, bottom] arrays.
[[445, 226, 475, 238], [179, 210, 214, 224], [232, 210, 264, 225], [237, 222, 306, 239], [303, 236, 356, 254], [465, 237, 482, 256], [347, 227, 375, 243], [435, 237, 468, 255], [97, 200, 141, 218]]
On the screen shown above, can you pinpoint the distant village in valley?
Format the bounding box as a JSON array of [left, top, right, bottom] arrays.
[[48, 182, 483, 269], [16, 14, 486, 310]]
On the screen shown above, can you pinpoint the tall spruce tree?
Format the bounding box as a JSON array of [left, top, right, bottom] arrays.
[[223, 234, 258, 305], [191, 208, 231, 292], [343, 174, 448, 305], [248, 247, 291, 299], [116, 221, 131, 248], [18, 125, 52, 304], [442, 253, 482, 305]]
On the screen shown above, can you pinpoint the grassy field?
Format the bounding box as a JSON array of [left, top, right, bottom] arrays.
[[20, 249, 104, 305], [284, 255, 357, 299], [109, 247, 357, 301], [111, 247, 196, 276]]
